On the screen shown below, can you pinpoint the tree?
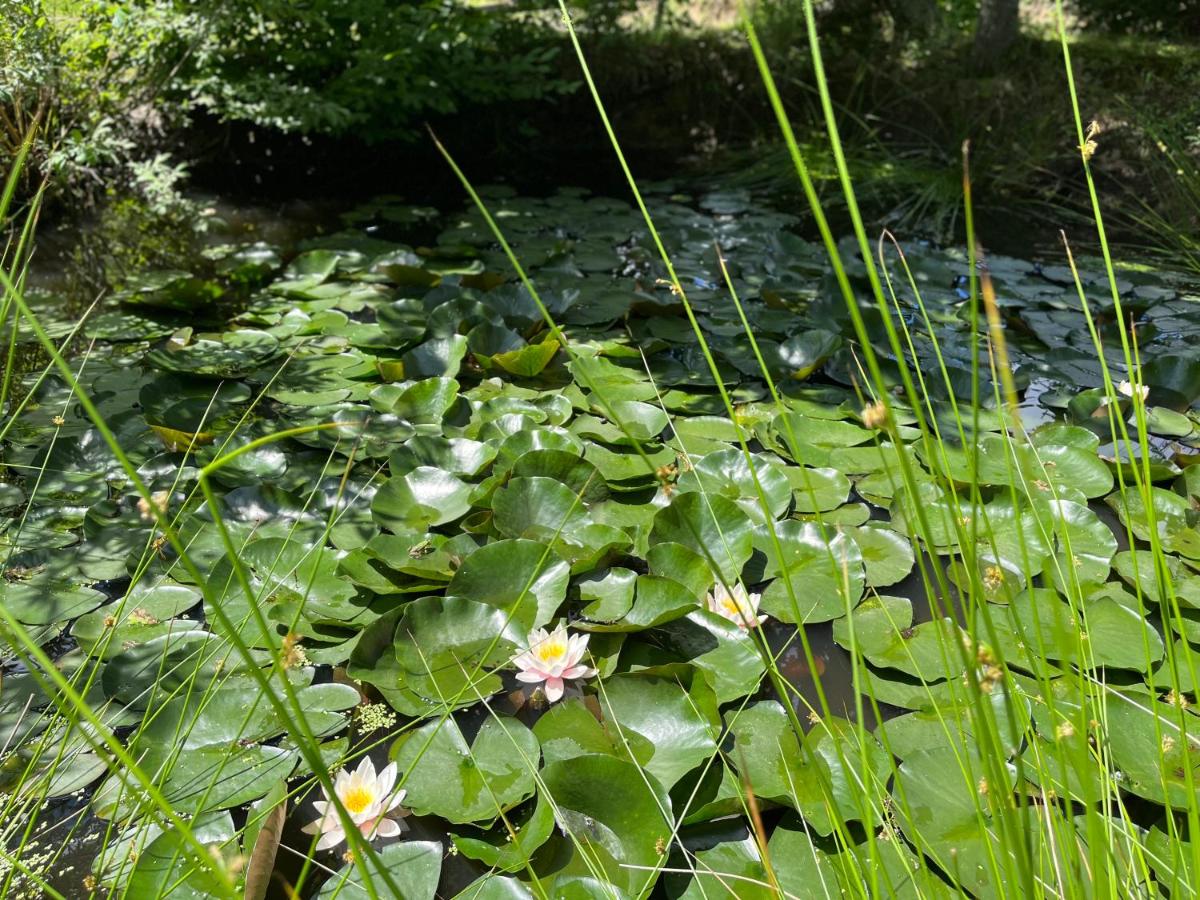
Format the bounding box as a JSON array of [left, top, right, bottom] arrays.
[[973, 0, 1021, 72]]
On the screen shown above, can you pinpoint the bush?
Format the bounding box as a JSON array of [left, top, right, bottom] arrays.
[[1, 0, 186, 205], [1, 0, 577, 207], [162, 0, 575, 141]]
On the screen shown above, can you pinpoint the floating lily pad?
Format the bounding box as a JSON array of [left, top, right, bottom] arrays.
[[373, 466, 472, 531], [144, 329, 281, 378], [540, 755, 672, 897], [651, 492, 754, 583], [391, 716, 539, 824], [316, 841, 442, 900], [446, 539, 569, 631], [351, 595, 523, 715]]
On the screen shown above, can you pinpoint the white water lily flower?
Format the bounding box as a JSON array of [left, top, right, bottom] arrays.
[[512, 622, 597, 703], [705, 581, 768, 630], [302, 756, 409, 851], [1117, 380, 1148, 401]]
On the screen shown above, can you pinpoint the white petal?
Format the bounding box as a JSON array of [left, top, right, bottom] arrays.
[[375, 762, 398, 797], [544, 677, 565, 703], [385, 789, 408, 813], [515, 670, 547, 683], [374, 817, 402, 839], [356, 755, 377, 783], [351, 804, 380, 825], [565, 634, 588, 666], [315, 828, 346, 851]]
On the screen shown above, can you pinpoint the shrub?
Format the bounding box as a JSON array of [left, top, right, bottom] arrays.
[[162, 0, 575, 141], [1, 0, 577, 206], [1, 0, 186, 204]]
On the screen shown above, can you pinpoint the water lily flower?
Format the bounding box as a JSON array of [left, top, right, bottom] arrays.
[[512, 622, 597, 703], [1117, 380, 1149, 401], [705, 581, 768, 630], [302, 756, 409, 851]]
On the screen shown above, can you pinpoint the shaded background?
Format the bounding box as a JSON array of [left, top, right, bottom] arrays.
[[3, 0, 1200, 285]]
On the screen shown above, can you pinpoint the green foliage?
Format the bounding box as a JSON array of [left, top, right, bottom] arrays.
[[5, 169, 1200, 895], [1, 0, 186, 198], [165, 0, 574, 140], [7, 1, 1200, 897], [1, 0, 575, 209]]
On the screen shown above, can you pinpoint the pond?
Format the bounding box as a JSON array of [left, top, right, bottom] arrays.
[[4, 180, 1200, 898]]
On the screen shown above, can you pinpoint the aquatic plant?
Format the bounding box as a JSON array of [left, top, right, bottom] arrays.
[[302, 757, 409, 850], [511, 623, 597, 702], [704, 581, 768, 629], [0, 1, 1199, 897]]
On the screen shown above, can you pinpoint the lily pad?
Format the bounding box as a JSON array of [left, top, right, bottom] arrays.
[[316, 841, 442, 900], [391, 716, 539, 824]]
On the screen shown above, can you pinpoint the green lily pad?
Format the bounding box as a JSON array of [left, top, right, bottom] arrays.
[[725, 702, 888, 835], [101, 631, 249, 708], [540, 755, 672, 898], [655, 610, 766, 703], [756, 521, 865, 624], [494, 338, 560, 377], [316, 841, 442, 900], [1106, 691, 1200, 808], [207, 538, 361, 649], [651, 492, 755, 583], [596, 671, 719, 789], [0, 580, 105, 625], [125, 812, 240, 900], [391, 716, 539, 824], [451, 792, 556, 873], [350, 596, 523, 715], [850, 524, 915, 587], [446, 539, 569, 631], [73, 582, 203, 657], [95, 743, 297, 820], [787, 465, 851, 513], [144, 329, 280, 378], [373, 466, 472, 531], [675, 448, 792, 524], [833, 594, 966, 683], [492, 476, 590, 541]]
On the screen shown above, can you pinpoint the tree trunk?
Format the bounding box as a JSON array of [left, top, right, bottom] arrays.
[[973, 0, 1021, 72]]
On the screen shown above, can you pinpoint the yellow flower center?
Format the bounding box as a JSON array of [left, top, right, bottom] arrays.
[[721, 597, 743, 616], [342, 785, 375, 815], [535, 639, 566, 663]]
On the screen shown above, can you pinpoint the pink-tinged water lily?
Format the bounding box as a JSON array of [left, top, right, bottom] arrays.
[[302, 756, 409, 851], [705, 581, 768, 630], [512, 622, 597, 703]]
